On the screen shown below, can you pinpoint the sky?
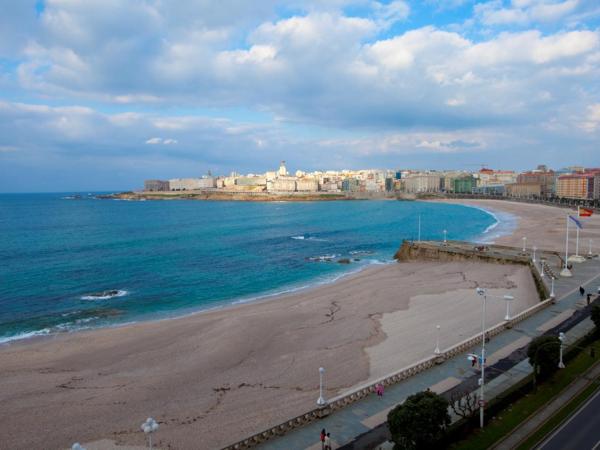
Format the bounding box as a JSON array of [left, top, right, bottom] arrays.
[[0, 0, 599, 192]]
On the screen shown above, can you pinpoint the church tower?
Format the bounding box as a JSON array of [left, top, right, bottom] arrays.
[[278, 161, 288, 177]]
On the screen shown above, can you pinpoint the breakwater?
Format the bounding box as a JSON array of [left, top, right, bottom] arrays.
[[394, 240, 564, 300]]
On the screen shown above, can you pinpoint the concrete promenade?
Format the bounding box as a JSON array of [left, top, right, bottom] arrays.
[[257, 254, 600, 450]]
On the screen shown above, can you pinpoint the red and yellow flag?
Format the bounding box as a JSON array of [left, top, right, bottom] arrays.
[[579, 207, 594, 217]]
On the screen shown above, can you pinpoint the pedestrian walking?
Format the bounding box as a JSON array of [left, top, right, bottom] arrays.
[[376, 383, 384, 398], [580, 286, 585, 297], [324, 432, 332, 450], [320, 429, 326, 449]]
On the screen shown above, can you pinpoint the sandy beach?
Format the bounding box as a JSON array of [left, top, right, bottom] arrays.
[[0, 200, 598, 449]]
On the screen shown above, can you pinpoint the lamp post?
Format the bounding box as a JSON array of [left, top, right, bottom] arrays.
[[532, 246, 537, 263], [317, 367, 326, 407], [474, 288, 515, 428], [503, 294, 515, 321], [522, 237, 527, 252], [550, 277, 556, 298], [558, 332, 566, 369], [589, 239, 593, 257], [141, 417, 159, 450], [434, 325, 441, 354], [443, 229, 447, 244], [540, 260, 545, 278], [476, 287, 487, 429]]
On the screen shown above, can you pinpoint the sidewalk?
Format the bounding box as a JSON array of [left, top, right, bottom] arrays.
[[257, 256, 600, 450]]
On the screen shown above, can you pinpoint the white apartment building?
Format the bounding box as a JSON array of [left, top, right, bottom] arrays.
[[169, 177, 216, 190], [404, 174, 441, 193], [296, 178, 319, 192]]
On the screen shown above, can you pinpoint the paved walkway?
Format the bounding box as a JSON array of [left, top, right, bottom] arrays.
[[258, 255, 600, 450]]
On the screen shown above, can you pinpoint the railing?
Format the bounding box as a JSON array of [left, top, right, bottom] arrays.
[[222, 297, 554, 449], [442, 193, 600, 212]]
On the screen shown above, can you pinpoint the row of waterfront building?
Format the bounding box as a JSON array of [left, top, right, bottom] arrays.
[[144, 162, 600, 201]]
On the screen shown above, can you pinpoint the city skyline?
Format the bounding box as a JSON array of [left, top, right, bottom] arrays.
[[1, 1, 600, 192]]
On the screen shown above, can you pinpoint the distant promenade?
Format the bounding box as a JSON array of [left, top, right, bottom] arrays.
[[444, 192, 600, 212]]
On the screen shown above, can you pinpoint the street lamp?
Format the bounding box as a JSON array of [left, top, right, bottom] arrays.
[[522, 237, 527, 252], [540, 260, 545, 278], [317, 367, 327, 407], [558, 332, 566, 369], [474, 288, 515, 428], [589, 239, 593, 257], [141, 417, 159, 449], [443, 229, 447, 244], [475, 287, 488, 429], [550, 277, 556, 298], [503, 294, 515, 321], [532, 246, 537, 263], [434, 325, 441, 354]]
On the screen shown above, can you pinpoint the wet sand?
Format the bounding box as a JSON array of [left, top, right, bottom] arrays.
[[0, 200, 594, 449]]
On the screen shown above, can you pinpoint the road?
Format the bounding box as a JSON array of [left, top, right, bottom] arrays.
[[538, 386, 600, 450]]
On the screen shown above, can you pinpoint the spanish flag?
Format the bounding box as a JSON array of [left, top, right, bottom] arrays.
[[579, 207, 594, 217]]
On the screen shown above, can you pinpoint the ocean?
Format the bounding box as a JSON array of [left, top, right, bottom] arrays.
[[0, 194, 513, 343]]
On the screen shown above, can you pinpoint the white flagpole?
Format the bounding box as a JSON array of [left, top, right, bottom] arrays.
[[418, 214, 421, 242], [565, 214, 569, 269], [575, 206, 580, 257]]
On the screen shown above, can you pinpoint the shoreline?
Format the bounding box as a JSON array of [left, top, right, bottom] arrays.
[[0, 201, 504, 346], [1, 200, 588, 449]]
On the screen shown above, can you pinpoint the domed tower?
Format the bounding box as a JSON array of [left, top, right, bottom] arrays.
[[278, 161, 288, 177]]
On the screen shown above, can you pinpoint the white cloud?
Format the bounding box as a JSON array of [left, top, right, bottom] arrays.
[[145, 137, 178, 145], [464, 30, 599, 66], [446, 97, 466, 106], [476, 0, 580, 26], [579, 103, 600, 132], [1, 0, 600, 187], [372, 1, 411, 27]]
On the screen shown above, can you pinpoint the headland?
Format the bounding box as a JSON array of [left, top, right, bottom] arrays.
[[99, 190, 410, 202]]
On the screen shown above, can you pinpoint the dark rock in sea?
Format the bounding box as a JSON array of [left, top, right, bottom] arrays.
[[337, 258, 351, 264], [89, 290, 119, 298], [354, 258, 361, 261]]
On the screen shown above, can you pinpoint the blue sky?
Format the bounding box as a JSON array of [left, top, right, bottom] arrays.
[[1, 0, 599, 192]]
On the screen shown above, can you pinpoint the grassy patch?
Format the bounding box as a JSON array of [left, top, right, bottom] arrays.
[[449, 342, 599, 450]]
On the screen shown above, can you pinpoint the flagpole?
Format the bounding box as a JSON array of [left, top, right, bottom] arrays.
[[560, 214, 572, 277], [418, 214, 421, 243], [565, 214, 569, 267], [576, 206, 580, 257]]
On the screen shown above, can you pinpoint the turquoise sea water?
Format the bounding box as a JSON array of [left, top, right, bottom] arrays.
[[0, 194, 511, 343]]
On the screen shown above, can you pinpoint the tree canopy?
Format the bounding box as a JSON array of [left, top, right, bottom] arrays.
[[527, 335, 560, 379], [387, 390, 450, 450]]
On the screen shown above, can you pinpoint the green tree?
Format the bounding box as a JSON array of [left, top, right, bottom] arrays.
[[387, 390, 450, 450], [527, 335, 560, 380], [591, 305, 600, 334]]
